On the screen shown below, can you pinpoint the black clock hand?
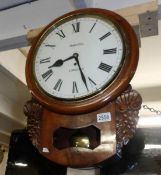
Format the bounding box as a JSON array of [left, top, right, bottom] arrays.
[[48, 54, 75, 68], [74, 54, 89, 91], [48, 59, 63, 68]]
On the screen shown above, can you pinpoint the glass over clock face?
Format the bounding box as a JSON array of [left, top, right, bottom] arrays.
[[33, 14, 124, 100]]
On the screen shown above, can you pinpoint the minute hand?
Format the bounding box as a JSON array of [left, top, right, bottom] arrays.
[[74, 56, 88, 91]]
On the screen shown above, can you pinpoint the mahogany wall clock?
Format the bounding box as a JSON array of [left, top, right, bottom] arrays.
[[25, 8, 141, 167]]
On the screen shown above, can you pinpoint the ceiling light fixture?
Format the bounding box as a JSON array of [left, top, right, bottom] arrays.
[[14, 162, 28, 167], [144, 144, 161, 149]]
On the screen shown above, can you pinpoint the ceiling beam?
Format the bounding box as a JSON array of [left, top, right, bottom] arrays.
[[93, 0, 158, 10], [0, 132, 10, 145], [115, 0, 158, 24], [0, 65, 30, 126], [0, 0, 75, 51], [0, 93, 26, 125], [70, 0, 94, 9], [0, 50, 27, 85], [0, 0, 159, 51], [0, 112, 25, 134], [158, 4, 161, 19], [0, 0, 38, 11], [0, 35, 27, 52], [26, 0, 158, 45]]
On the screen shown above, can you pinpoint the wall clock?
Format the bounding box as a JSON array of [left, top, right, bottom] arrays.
[[25, 8, 141, 167]]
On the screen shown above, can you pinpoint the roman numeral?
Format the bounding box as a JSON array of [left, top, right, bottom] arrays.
[[89, 22, 96, 33], [99, 32, 111, 41], [88, 77, 97, 87], [42, 69, 53, 81], [72, 22, 80, 33], [56, 30, 66, 39], [54, 79, 63, 91], [72, 81, 78, 93], [40, 57, 51, 64], [98, 62, 112, 73], [103, 48, 117, 54]]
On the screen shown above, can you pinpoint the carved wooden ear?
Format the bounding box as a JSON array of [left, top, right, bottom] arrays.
[[24, 99, 43, 147], [115, 87, 142, 153]]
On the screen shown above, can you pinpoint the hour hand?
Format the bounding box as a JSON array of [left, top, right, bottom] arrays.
[[48, 55, 75, 68], [48, 59, 63, 68]]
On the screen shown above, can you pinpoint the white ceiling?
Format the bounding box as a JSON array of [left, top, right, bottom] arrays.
[[131, 20, 161, 116], [0, 0, 37, 11]]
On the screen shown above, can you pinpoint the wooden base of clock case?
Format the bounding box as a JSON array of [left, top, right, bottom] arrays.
[[24, 85, 142, 167]]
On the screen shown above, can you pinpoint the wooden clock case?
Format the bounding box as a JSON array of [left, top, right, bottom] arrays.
[[24, 8, 142, 167]]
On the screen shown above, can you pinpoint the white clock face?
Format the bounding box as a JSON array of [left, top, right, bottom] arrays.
[[33, 15, 124, 100]]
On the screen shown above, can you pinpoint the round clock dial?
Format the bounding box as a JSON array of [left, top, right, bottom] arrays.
[[33, 15, 124, 100], [26, 8, 139, 114]]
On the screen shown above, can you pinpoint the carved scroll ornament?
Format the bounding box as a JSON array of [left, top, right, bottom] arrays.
[[115, 85, 142, 153], [24, 99, 43, 147]]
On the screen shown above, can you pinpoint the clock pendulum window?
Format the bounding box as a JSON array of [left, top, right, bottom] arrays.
[[24, 8, 142, 168]]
